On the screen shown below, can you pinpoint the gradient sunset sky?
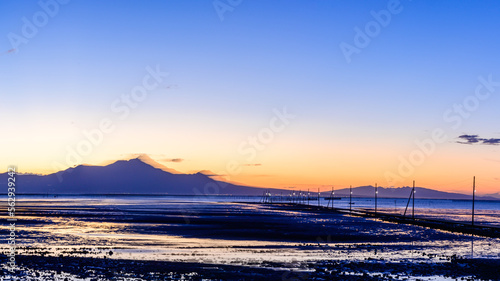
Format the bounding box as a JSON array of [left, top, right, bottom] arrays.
[[1, 1, 500, 194]]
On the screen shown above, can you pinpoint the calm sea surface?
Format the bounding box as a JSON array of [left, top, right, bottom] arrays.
[[17, 194, 500, 224]]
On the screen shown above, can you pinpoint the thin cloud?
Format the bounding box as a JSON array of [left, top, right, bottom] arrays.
[[196, 170, 225, 177], [457, 134, 500, 145], [123, 153, 149, 159], [161, 158, 184, 163], [457, 135, 481, 144], [482, 138, 500, 145], [242, 163, 262, 167]]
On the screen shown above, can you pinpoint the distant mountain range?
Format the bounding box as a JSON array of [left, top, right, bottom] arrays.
[[325, 186, 498, 201], [486, 192, 500, 199], [1, 156, 498, 200]]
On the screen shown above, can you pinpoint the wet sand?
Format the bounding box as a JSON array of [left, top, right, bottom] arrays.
[[2, 199, 500, 280], [4, 255, 500, 280]]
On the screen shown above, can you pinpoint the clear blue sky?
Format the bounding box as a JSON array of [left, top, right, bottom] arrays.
[[2, 0, 500, 193]]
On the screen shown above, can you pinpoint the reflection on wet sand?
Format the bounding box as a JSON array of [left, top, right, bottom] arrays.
[[2, 198, 500, 280]]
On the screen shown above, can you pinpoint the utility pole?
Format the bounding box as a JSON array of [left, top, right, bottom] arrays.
[[327, 187, 332, 208], [308, 189, 310, 205], [318, 188, 320, 207], [349, 185, 352, 213], [472, 176, 476, 226], [412, 180, 415, 220], [332, 186, 335, 209]]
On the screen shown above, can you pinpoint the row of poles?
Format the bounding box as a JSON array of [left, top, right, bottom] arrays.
[[260, 189, 321, 204], [261, 186, 354, 211], [326, 185, 354, 213], [366, 178, 477, 225], [261, 177, 478, 226]]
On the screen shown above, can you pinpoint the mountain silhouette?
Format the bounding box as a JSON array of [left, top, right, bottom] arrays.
[[1, 157, 273, 195]]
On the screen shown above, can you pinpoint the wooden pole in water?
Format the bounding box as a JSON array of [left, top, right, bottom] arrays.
[[472, 176, 476, 226], [412, 180, 415, 220], [326, 188, 328, 208], [328, 186, 333, 208], [318, 188, 320, 207], [349, 185, 352, 213], [308, 188, 310, 205], [375, 183, 378, 214], [332, 186, 335, 209]]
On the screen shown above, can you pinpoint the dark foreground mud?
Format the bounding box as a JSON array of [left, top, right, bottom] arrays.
[[2, 255, 500, 280]]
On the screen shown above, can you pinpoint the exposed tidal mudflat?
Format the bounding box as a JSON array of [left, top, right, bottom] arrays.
[[1, 197, 500, 280]]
